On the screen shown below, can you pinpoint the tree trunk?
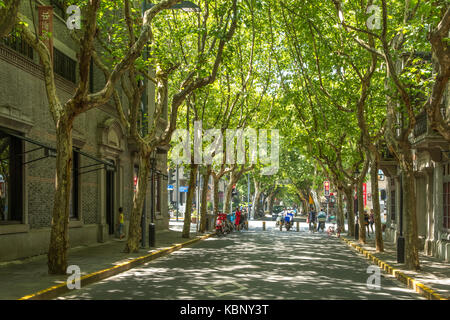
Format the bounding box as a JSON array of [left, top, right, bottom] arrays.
[[212, 174, 220, 227], [337, 190, 346, 233], [199, 166, 211, 233], [124, 148, 151, 253], [223, 177, 234, 215], [344, 187, 355, 237], [182, 164, 198, 238], [357, 179, 366, 244], [252, 180, 262, 218], [267, 193, 274, 216], [47, 117, 73, 275], [370, 158, 384, 252], [402, 156, 420, 270]]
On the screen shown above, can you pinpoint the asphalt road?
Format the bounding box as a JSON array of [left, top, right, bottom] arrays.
[[58, 221, 422, 300]]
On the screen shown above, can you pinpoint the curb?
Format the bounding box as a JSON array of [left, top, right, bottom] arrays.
[[19, 233, 214, 300], [340, 237, 448, 300]]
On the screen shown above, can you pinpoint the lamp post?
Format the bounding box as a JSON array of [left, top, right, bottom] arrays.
[[148, 154, 156, 247], [354, 168, 360, 240], [397, 174, 405, 263], [176, 164, 179, 221]]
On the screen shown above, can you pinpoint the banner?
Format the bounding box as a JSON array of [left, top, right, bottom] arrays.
[[38, 6, 54, 61]]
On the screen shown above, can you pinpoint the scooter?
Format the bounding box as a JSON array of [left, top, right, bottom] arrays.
[[215, 213, 228, 236], [318, 220, 325, 232]]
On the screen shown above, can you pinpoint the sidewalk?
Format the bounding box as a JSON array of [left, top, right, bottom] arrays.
[[0, 222, 211, 300], [341, 234, 450, 300]]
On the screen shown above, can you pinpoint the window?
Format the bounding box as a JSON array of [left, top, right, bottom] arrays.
[[70, 151, 80, 220], [0, 132, 23, 223], [2, 28, 34, 60], [54, 48, 76, 83], [51, 0, 66, 19]]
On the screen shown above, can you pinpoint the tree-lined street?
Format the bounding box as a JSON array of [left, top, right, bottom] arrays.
[[57, 222, 422, 300], [0, 0, 449, 301]]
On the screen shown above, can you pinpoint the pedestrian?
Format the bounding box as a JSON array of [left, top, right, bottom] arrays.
[[364, 210, 370, 236], [118, 207, 125, 240], [235, 207, 242, 231], [308, 209, 317, 232], [369, 209, 375, 234]]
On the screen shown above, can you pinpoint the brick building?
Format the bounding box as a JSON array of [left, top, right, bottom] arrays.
[[0, 0, 168, 262]]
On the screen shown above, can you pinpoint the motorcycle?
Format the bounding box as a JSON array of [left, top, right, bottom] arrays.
[[284, 216, 293, 231], [285, 220, 292, 231], [318, 220, 326, 232], [215, 213, 228, 236]]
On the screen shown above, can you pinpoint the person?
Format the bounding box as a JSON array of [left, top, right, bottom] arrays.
[[369, 209, 375, 234], [276, 212, 283, 226], [284, 212, 292, 229], [317, 208, 327, 232], [364, 210, 370, 236], [118, 207, 125, 240], [235, 207, 242, 231], [308, 209, 317, 232]]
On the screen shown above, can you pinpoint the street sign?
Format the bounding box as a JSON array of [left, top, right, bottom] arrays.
[[167, 185, 174, 191], [179, 186, 188, 193]]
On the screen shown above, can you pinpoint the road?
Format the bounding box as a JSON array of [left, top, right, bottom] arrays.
[[58, 221, 422, 300]]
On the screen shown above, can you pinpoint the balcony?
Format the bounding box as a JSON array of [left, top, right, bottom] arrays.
[[411, 110, 448, 162], [379, 144, 397, 177]]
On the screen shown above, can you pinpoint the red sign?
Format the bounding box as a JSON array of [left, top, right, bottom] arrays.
[[324, 181, 330, 196], [363, 183, 367, 206], [38, 6, 53, 61]]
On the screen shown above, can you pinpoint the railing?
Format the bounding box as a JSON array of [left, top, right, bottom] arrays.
[[414, 111, 428, 137], [1, 28, 34, 60], [413, 108, 447, 138]]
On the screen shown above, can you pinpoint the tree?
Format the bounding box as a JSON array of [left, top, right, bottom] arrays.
[[0, 0, 20, 38], [15, 0, 192, 274], [332, 0, 449, 270]]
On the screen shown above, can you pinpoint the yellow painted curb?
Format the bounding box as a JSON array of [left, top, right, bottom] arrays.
[[19, 233, 214, 300], [340, 237, 448, 301]]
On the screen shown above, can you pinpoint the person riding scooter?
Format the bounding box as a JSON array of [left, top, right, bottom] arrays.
[[284, 211, 293, 230], [317, 209, 327, 232]]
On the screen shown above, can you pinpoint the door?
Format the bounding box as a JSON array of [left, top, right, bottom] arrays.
[[106, 168, 115, 235]]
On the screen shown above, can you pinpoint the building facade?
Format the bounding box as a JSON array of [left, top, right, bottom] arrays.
[[0, 1, 168, 262], [382, 83, 450, 263]]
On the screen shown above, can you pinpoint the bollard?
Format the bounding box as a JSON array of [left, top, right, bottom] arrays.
[[263, 221, 266, 231], [296, 221, 299, 232], [149, 223, 155, 247]]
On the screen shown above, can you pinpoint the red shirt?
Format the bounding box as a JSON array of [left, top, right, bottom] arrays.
[[235, 210, 241, 224]]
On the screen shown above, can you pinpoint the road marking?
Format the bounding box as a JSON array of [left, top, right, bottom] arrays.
[[205, 280, 247, 297]]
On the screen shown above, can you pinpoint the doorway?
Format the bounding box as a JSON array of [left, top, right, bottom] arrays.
[[106, 165, 115, 235]]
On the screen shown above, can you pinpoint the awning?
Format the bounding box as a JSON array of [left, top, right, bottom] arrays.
[[0, 128, 115, 172]]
